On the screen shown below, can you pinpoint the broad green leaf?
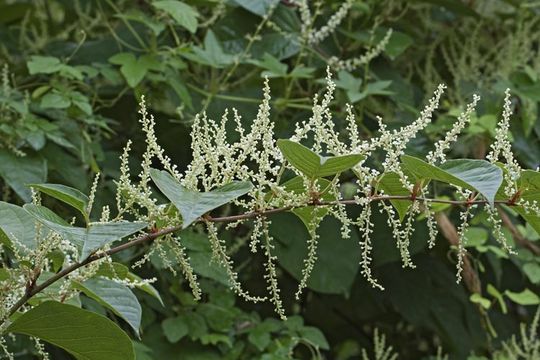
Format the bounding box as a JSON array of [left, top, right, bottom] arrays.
[[401, 155, 503, 206], [0, 201, 37, 251], [95, 262, 163, 305], [74, 277, 142, 336], [29, 183, 89, 222], [234, 0, 279, 16], [0, 149, 47, 202], [27, 56, 62, 74], [40, 91, 71, 109], [299, 326, 330, 350], [152, 1, 198, 33], [505, 289, 540, 305], [277, 139, 364, 179], [24, 204, 147, 260], [162, 317, 189, 343], [377, 172, 411, 220], [108, 53, 149, 88], [183, 30, 235, 68], [150, 169, 253, 229], [27, 56, 83, 80], [250, 53, 288, 78], [7, 301, 134, 360]]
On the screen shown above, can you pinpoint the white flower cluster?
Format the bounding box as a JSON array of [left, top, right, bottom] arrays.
[[329, 29, 393, 72], [487, 89, 522, 197], [3, 69, 530, 322], [306, 0, 354, 45], [116, 69, 535, 313], [427, 94, 480, 165]]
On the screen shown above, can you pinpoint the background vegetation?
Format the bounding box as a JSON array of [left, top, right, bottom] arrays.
[[1, 0, 540, 359]]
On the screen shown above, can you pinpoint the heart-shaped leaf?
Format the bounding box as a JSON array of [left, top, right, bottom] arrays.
[[7, 301, 135, 360], [24, 204, 147, 261], [277, 139, 364, 179], [150, 169, 253, 229], [401, 155, 503, 206]]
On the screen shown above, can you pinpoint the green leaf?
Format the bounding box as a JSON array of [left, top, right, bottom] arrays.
[[182, 30, 235, 68], [24, 204, 147, 261], [0, 149, 47, 202], [250, 53, 288, 78], [487, 284, 507, 314], [523, 263, 540, 284], [234, 0, 279, 16], [153, 1, 198, 33], [108, 53, 148, 88], [40, 91, 71, 109], [29, 183, 89, 222], [278, 176, 333, 231], [162, 316, 189, 343], [27, 56, 62, 74], [150, 169, 253, 229], [377, 172, 411, 220], [7, 301, 134, 360], [505, 289, 540, 305], [469, 293, 491, 310], [95, 262, 163, 305], [299, 326, 330, 350], [384, 30, 413, 59], [401, 155, 503, 206], [277, 140, 364, 179], [74, 277, 142, 336], [0, 201, 37, 251]]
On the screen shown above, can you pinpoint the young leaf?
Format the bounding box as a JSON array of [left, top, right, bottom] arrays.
[[150, 169, 253, 229], [0, 201, 37, 251], [7, 301, 135, 360], [279, 176, 334, 231], [74, 277, 142, 336], [401, 155, 503, 206], [28, 183, 90, 222], [277, 139, 364, 179], [24, 204, 147, 261]]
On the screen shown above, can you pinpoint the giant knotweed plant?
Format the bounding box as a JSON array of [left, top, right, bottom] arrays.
[[0, 70, 539, 359]]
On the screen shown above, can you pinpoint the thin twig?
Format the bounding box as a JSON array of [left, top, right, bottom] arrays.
[[2, 194, 519, 322]]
